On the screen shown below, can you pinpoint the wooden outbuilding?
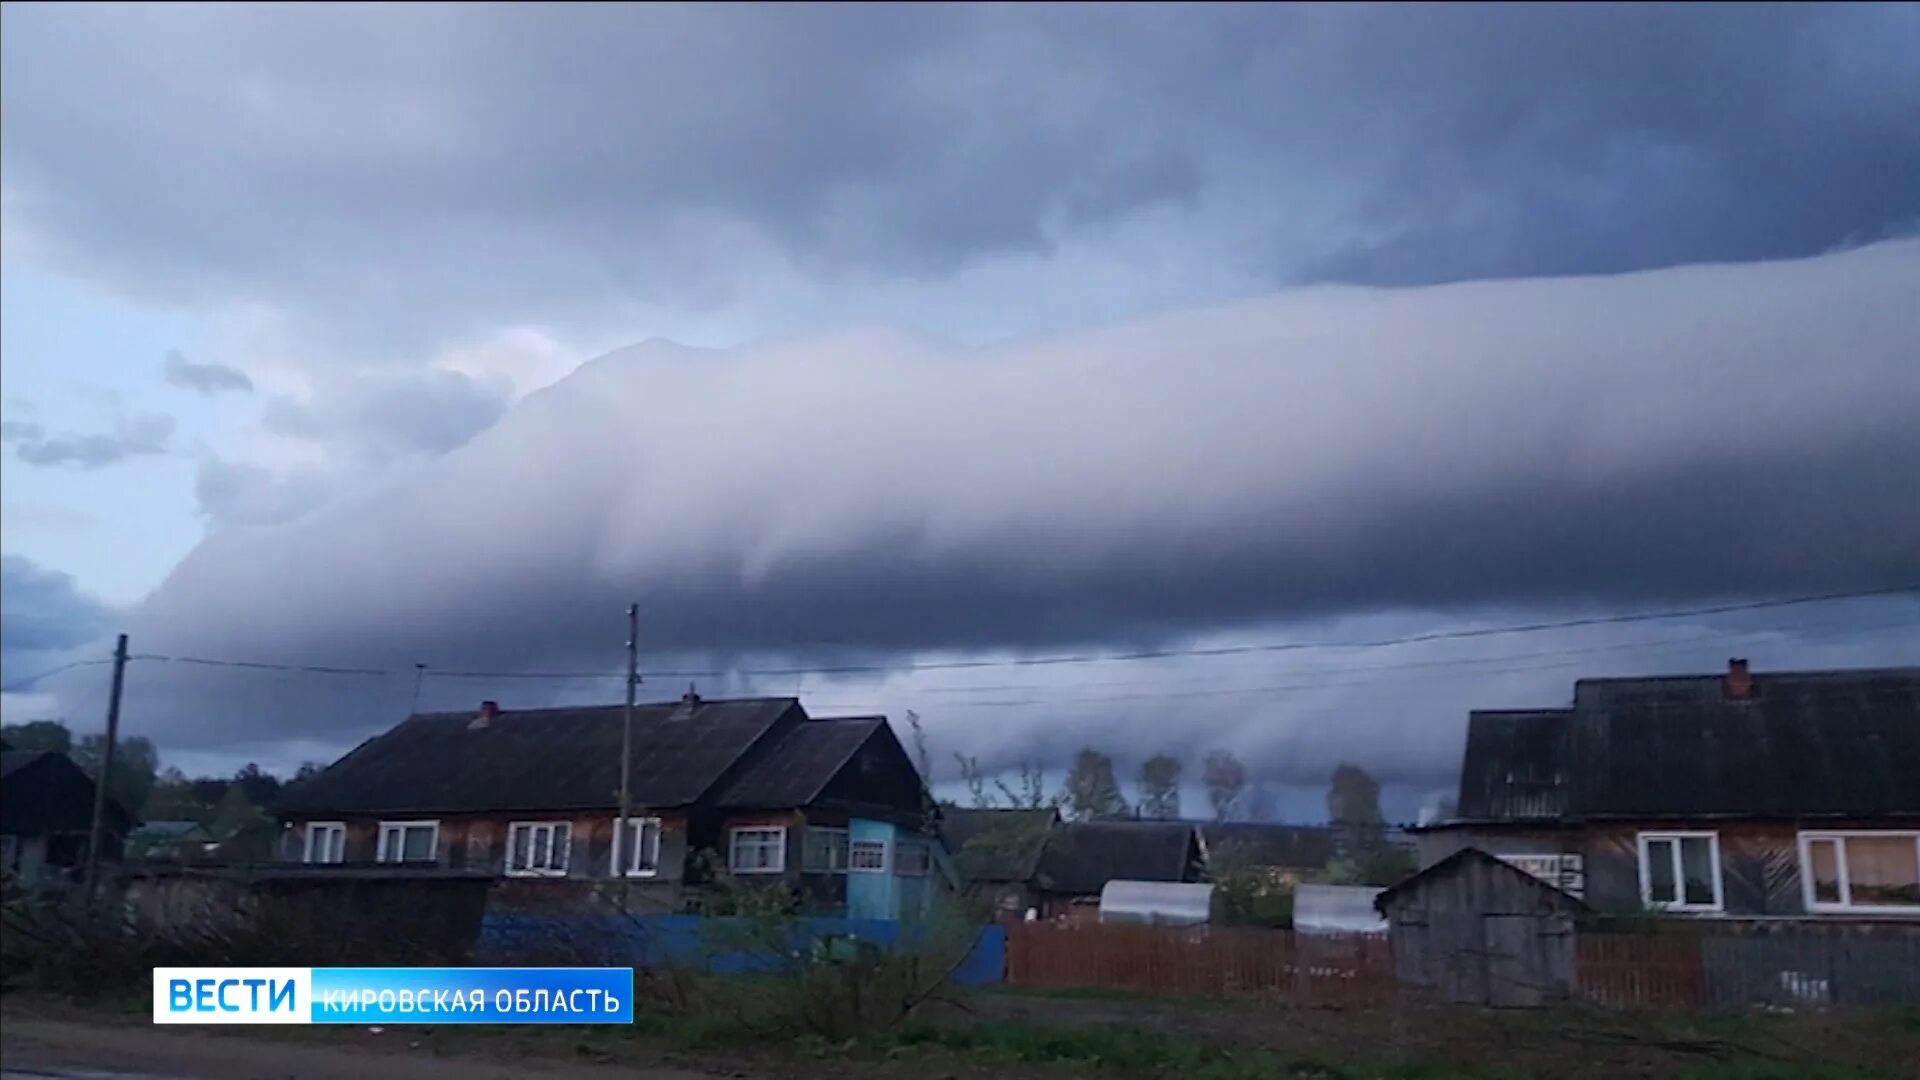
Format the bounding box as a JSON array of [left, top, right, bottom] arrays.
[[1374, 847, 1588, 1006]]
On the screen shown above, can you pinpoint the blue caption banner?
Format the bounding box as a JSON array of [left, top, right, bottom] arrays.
[[310, 967, 634, 1024], [151, 966, 634, 1024]]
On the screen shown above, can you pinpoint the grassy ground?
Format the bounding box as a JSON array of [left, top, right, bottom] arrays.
[[5, 990, 1917, 1079]]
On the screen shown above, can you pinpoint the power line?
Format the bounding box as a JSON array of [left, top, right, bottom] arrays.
[[890, 613, 1920, 697], [0, 657, 116, 694], [112, 582, 1919, 686]]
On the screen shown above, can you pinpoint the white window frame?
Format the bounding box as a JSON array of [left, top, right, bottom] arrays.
[[302, 821, 346, 864], [505, 821, 572, 878], [613, 816, 664, 878], [894, 840, 931, 878], [803, 826, 850, 874], [849, 837, 888, 874], [1798, 830, 1920, 915], [376, 820, 440, 864], [1637, 831, 1724, 913], [728, 826, 787, 874]]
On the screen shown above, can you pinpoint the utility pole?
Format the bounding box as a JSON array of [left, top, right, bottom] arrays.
[[83, 633, 130, 907], [410, 663, 427, 714], [613, 604, 639, 877]]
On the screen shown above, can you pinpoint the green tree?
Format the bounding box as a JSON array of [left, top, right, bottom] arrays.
[[1063, 748, 1128, 820], [1209, 839, 1293, 928], [143, 766, 209, 822], [1, 719, 74, 752], [232, 763, 283, 808], [209, 783, 269, 841], [73, 733, 159, 815], [1327, 762, 1385, 826], [1202, 749, 1247, 821], [1135, 754, 1182, 819]]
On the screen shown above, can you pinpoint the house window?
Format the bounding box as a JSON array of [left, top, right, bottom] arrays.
[[376, 821, 439, 864], [803, 827, 850, 873], [1800, 831, 1920, 913], [894, 840, 931, 877], [1638, 831, 1722, 912], [506, 821, 571, 877], [850, 838, 888, 873], [729, 827, 786, 874], [615, 817, 663, 877], [303, 822, 345, 864]]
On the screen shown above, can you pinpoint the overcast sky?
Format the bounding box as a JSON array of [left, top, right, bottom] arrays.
[[3, 3, 1917, 821]]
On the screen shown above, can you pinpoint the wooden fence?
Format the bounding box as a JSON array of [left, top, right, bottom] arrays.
[[1004, 922, 1392, 1005], [1576, 933, 1707, 1008], [1005, 922, 1920, 1009]]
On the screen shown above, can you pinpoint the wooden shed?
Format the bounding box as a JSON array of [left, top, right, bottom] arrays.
[[1375, 847, 1588, 1007]]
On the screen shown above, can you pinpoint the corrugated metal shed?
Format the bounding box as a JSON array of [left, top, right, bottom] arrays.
[[280, 697, 803, 814], [1456, 666, 1920, 821], [1293, 884, 1387, 935], [1098, 880, 1212, 926]]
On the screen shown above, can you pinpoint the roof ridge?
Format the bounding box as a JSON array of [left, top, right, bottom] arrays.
[[1575, 664, 1920, 685]]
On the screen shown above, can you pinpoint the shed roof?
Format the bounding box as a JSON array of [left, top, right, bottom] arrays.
[[1, 749, 133, 835], [940, 807, 1059, 882], [1199, 822, 1337, 869], [1374, 847, 1590, 916], [1036, 820, 1199, 896], [279, 697, 803, 815], [1455, 666, 1920, 822]]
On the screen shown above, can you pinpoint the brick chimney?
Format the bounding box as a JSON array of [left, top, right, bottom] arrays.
[[1723, 658, 1752, 701]]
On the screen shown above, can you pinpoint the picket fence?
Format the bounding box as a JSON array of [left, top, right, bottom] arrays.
[[1004, 922, 1393, 1005], [1003, 921, 1920, 1008]]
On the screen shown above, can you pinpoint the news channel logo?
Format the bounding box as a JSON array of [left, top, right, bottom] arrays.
[[152, 967, 634, 1024]]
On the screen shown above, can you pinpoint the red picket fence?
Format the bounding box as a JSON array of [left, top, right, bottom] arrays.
[[1004, 922, 1920, 1009], [1004, 922, 1392, 1005], [1575, 933, 1708, 1008]]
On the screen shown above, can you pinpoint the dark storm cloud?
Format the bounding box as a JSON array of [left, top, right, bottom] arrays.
[[1, 412, 174, 469], [85, 240, 1920, 751], [3, 4, 1916, 349], [161, 349, 254, 395], [0, 555, 115, 677]]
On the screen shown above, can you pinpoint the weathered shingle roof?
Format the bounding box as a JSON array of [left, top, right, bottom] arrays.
[[1199, 822, 1337, 869], [1035, 820, 1200, 895], [1456, 666, 1920, 822], [280, 697, 802, 815], [711, 717, 884, 809], [941, 807, 1059, 883]]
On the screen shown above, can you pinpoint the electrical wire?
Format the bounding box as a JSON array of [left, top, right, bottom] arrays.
[[117, 582, 1918, 685], [0, 657, 116, 695]]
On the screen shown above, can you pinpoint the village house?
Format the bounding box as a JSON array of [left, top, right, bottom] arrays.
[[276, 692, 955, 920], [1031, 819, 1205, 922], [941, 810, 1203, 922], [1, 745, 134, 889], [1413, 661, 1920, 919]]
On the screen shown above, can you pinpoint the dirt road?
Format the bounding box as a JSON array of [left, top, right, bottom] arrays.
[[0, 1019, 718, 1080]]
